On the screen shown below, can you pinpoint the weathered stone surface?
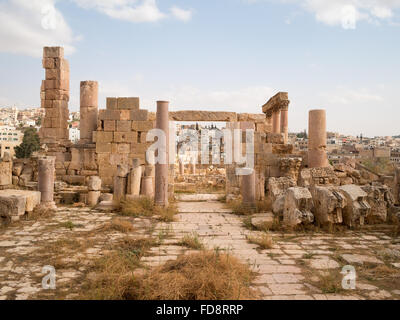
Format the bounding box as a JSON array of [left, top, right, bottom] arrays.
[[341, 254, 383, 265], [0, 161, 12, 186], [311, 186, 346, 225], [361, 185, 390, 223], [283, 187, 314, 227], [169, 111, 237, 122], [279, 157, 302, 181], [339, 184, 371, 227], [87, 176, 102, 191], [0, 190, 41, 223], [298, 167, 339, 187], [251, 212, 274, 229], [87, 191, 101, 206]]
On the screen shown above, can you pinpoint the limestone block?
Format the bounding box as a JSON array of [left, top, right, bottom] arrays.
[[132, 121, 154, 131], [0, 190, 41, 222], [96, 143, 112, 154], [283, 187, 314, 227], [88, 191, 101, 206], [100, 193, 113, 202], [117, 97, 140, 110], [361, 185, 390, 224], [93, 131, 113, 143], [107, 98, 118, 110], [251, 212, 274, 229], [311, 186, 346, 225], [268, 177, 296, 204], [169, 111, 237, 122], [339, 184, 371, 227], [0, 161, 12, 186], [130, 109, 148, 121], [88, 176, 102, 191], [116, 120, 132, 132], [279, 157, 302, 181], [114, 132, 137, 143], [43, 47, 64, 58]]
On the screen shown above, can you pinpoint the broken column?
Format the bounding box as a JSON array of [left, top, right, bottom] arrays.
[[113, 165, 129, 205], [308, 109, 328, 168], [241, 168, 256, 208], [80, 81, 98, 143], [38, 156, 56, 209], [283, 187, 314, 227], [154, 101, 169, 207], [127, 159, 142, 196], [339, 184, 371, 227], [311, 186, 346, 226], [87, 176, 101, 206]]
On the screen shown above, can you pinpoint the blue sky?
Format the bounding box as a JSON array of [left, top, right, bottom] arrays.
[[0, 0, 399, 136]]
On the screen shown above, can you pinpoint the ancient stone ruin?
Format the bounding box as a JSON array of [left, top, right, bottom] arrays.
[[0, 46, 399, 230]]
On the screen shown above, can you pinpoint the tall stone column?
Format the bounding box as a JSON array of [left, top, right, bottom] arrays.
[[38, 156, 56, 209], [154, 101, 169, 207], [280, 105, 289, 143], [272, 108, 281, 134], [308, 109, 328, 168], [241, 168, 256, 208], [80, 81, 98, 143]]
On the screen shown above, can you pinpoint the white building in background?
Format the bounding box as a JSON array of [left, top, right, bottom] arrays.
[[0, 125, 23, 157], [69, 127, 80, 143]]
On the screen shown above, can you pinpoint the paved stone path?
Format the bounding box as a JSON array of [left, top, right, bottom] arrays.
[[148, 195, 400, 300], [0, 194, 399, 300]]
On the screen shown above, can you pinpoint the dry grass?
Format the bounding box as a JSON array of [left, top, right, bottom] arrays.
[[99, 218, 135, 233], [131, 251, 256, 300], [228, 199, 272, 216], [81, 249, 256, 300], [24, 207, 55, 221], [247, 233, 274, 249], [317, 270, 344, 294], [58, 221, 84, 230], [119, 197, 177, 222], [179, 232, 204, 250]]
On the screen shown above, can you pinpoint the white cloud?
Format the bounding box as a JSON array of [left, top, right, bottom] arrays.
[[0, 0, 78, 57], [251, 0, 400, 29], [319, 87, 384, 105], [161, 85, 276, 113], [170, 6, 193, 22], [72, 0, 192, 23]]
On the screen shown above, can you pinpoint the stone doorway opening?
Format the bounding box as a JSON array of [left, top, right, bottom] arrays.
[[173, 121, 228, 195]]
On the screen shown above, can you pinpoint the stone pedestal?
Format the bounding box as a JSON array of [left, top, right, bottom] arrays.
[[38, 156, 56, 209], [80, 81, 98, 143], [308, 109, 328, 168], [272, 110, 281, 134], [179, 160, 184, 175], [241, 168, 256, 208], [113, 165, 129, 205], [280, 106, 289, 144], [128, 161, 143, 196], [141, 176, 154, 197], [154, 101, 169, 207]]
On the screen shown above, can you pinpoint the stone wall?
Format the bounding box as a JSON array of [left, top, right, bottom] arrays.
[[94, 97, 155, 186]]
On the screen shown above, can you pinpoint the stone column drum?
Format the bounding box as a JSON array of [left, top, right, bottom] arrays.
[[241, 168, 256, 208], [154, 101, 169, 207], [280, 105, 289, 144], [272, 109, 281, 134], [308, 109, 328, 168], [80, 81, 98, 143], [38, 156, 56, 208], [179, 159, 184, 175]]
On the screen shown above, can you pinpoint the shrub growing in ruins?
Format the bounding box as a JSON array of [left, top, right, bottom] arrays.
[[15, 127, 40, 159], [179, 232, 204, 250]]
